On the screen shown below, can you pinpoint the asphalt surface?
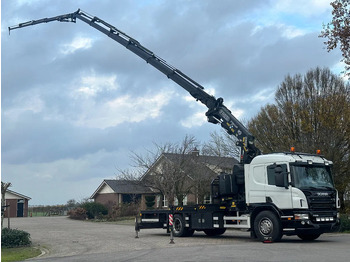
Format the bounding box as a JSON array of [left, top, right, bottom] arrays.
[[8, 216, 350, 261]]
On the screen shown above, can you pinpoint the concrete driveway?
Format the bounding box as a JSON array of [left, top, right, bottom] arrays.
[[9, 216, 250, 258], [8, 216, 350, 262]]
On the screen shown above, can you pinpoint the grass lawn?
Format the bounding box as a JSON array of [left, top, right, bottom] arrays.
[[1, 246, 41, 262]]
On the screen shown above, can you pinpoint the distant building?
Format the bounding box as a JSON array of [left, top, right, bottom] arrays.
[[4, 190, 31, 218], [90, 179, 153, 210]]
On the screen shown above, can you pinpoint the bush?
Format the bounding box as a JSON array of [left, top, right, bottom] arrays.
[[117, 203, 140, 217], [1, 228, 31, 248], [339, 214, 350, 232], [81, 202, 108, 219], [145, 196, 156, 209], [67, 207, 88, 220]]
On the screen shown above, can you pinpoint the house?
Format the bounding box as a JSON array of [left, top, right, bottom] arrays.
[[90, 179, 154, 210], [3, 190, 31, 218], [141, 151, 238, 207], [92, 150, 238, 212]]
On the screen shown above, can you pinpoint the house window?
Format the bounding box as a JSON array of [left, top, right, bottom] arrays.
[[174, 195, 187, 206], [122, 194, 141, 203], [162, 195, 168, 207], [203, 195, 211, 204]]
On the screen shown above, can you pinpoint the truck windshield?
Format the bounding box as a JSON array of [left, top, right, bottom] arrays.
[[290, 165, 334, 189]]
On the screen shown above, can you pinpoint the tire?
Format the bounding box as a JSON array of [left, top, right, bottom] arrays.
[[254, 211, 282, 242], [297, 233, 321, 241], [173, 214, 187, 237], [203, 228, 226, 236]]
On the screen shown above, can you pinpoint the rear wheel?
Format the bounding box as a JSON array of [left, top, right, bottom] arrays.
[[297, 233, 321, 241], [254, 211, 282, 242], [173, 214, 193, 237], [173, 214, 185, 237]]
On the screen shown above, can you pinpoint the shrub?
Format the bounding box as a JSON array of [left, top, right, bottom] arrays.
[[81, 202, 108, 219], [117, 202, 140, 217], [339, 214, 350, 232], [1, 228, 31, 248], [145, 195, 156, 209], [67, 207, 87, 220]]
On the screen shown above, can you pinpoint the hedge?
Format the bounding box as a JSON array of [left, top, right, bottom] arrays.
[[1, 228, 31, 248]]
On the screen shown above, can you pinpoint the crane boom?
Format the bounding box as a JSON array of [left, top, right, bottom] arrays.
[[9, 9, 260, 163]]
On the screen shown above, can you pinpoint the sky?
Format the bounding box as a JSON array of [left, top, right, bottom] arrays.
[[1, 0, 343, 205]]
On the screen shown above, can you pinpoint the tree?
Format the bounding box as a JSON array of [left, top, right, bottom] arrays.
[[248, 67, 350, 210], [130, 135, 200, 206], [320, 0, 350, 77], [202, 130, 240, 159], [1, 182, 12, 228]]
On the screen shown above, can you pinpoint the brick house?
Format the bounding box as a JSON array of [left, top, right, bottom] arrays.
[[141, 151, 238, 207], [90, 179, 154, 210], [92, 152, 238, 210], [3, 190, 31, 218]]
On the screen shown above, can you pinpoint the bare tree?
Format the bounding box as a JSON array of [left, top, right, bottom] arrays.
[[202, 130, 240, 158], [1, 182, 12, 228], [129, 135, 200, 206], [248, 67, 350, 210], [320, 0, 350, 77]]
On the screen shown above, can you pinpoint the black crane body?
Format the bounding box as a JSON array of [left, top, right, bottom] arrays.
[[9, 9, 260, 164]]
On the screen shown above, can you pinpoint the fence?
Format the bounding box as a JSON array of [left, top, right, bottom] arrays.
[[28, 205, 69, 217]]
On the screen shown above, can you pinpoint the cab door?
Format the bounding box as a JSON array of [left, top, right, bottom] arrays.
[[265, 164, 293, 209]]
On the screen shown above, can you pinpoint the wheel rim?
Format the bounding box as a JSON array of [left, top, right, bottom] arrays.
[[174, 218, 182, 233], [259, 217, 273, 236]]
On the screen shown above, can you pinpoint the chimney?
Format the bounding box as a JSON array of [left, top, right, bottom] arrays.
[[191, 147, 200, 156]]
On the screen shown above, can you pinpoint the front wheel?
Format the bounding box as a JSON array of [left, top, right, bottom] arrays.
[[297, 233, 321, 241], [254, 211, 282, 242]]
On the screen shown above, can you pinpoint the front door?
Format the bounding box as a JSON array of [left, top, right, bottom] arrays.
[[265, 163, 293, 209], [17, 199, 24, 217]]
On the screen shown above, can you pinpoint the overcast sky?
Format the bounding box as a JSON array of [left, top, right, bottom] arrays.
[[1, 0, 343, 205]]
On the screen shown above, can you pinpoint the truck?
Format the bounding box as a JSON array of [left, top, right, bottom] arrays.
[[9, 9, 340, 242]]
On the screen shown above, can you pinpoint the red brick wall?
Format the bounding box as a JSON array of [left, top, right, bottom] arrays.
[[94, 193, 119, 210], [3, 199, 29, 218]]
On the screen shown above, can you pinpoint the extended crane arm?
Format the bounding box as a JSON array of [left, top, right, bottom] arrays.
[[9, 9, 260, 163]]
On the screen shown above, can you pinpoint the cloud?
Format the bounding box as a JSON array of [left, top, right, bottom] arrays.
[[3, 91, 45, 119], [60, 36, 94, 55], [72, 71, 119, 98], [73, 88, 174, 129]]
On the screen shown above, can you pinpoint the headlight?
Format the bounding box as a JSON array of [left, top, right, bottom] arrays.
[[294, 213, 309, 220]]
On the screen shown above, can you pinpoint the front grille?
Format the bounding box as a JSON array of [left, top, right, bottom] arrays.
[[308, 194, 336, 211]]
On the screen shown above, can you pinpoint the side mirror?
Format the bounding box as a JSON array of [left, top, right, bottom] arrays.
[[275, 166, 289, 189]]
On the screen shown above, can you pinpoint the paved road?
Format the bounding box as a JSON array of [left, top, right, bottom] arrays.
[[9, 216, 350, 261]]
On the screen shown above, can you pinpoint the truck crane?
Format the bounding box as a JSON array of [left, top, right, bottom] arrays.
[[9, 9, 340, 242], [9, 9, 259, 165]]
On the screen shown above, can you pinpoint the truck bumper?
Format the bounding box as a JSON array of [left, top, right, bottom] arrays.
[[282, 212, 340, 235]]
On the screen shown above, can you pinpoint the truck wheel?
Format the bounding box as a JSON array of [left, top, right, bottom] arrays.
[[254, 211, 282, 242], [204, 228, 226, 236], [297, 233, 321, 241], [173, 214, 186, 237]]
